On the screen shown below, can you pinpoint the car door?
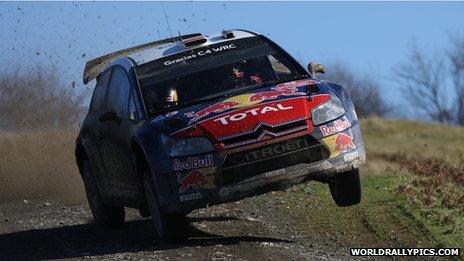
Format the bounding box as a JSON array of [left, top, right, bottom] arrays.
[[84, 68, 113, 193], [98, 66, 140, 201]]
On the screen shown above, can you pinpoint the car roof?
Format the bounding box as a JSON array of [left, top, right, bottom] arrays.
[[83, 29, 258, 84], [130, 30, 256, 65]]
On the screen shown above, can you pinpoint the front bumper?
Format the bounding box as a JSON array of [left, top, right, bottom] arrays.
[[156, 122, 366, 214]]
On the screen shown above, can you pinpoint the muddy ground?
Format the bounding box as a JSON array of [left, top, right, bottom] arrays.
[[2, 121, 461, 260], [0, 189, 351, 260], [0, 129, 347, 260]]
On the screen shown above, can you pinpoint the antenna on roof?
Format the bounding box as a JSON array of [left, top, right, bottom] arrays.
[[178, 30, 182, 40], [157, 30, 161, 40], [160, 0, 174, 41]]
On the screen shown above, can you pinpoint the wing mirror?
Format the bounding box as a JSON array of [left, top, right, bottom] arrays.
[[99, 110, 121, 123], [308, 62, 326, 75]]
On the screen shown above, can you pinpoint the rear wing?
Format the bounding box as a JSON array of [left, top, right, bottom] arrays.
[[82, 33, 201, 84]]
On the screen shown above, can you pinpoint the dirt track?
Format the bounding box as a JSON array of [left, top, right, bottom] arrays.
[[0, 129, 347, 260], [0, 191, 350, 260], [2, 124, 450, 259]]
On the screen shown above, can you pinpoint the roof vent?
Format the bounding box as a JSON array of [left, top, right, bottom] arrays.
[[182, 35, 207, 47], [222, 30, 235, 39]]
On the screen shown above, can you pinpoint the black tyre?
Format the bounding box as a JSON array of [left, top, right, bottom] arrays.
[[143, 171, 188, 242], [329, 168, 361, 207], [81, 160, 125, 228]]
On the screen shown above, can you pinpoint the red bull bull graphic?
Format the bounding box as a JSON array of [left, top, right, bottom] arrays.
[[177, 169, 208, 193], [335, 133, 356, 152], [248, 79, 316, 102], [276, 79, 319, 89], [185, 79, 318, 123], [186, 101, 240, 123], [322, 131, 356, 158]]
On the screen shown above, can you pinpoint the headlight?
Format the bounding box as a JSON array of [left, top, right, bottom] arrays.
[[311, 95, 345, 125], [160, 134, 215, 157]]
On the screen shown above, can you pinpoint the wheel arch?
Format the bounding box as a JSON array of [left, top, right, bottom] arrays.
[[75, 140, 89, 173], [131, 138, 151, 183], [131, 138, 155, 212]]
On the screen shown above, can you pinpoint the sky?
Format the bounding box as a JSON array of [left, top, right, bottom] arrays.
[[1, 1, 464, 117]]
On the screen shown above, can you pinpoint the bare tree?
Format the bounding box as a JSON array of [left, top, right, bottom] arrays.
[[0, 66, 88, 131], [397, 38, 464, 125], [322, 62, 390, 117], [448, 37, 464, 125], [395, 44, 453, 123]]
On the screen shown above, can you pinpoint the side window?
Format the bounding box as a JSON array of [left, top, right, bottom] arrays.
[[107, 67, 131, 118], [128, 92, 139, 121], [268, 55, 291, 76], [89, 69, 111, 114]]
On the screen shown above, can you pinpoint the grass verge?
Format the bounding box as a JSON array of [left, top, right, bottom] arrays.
[[270, 118, 464, 250]]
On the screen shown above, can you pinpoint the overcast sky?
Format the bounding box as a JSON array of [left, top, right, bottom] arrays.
[[1, 1, 463, 117]]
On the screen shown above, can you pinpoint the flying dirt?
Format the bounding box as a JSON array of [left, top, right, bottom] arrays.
[[1, 2, 464, 259], [0, 128, 358, 259]]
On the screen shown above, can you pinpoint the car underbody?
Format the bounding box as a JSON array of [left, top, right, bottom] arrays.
[[163, 146, 365, 214]]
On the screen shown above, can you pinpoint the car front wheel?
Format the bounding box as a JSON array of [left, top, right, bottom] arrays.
[[143, 171, 188, 242], [81, 160, 125, 227], [329, 168, 361, 206]]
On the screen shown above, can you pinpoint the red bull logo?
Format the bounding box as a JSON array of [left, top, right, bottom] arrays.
[[172, 154, 214, 171], [248, 79, 316, 102], [248, 88, 302, 102], [187, 101, 240, 123], [186, 79, 317, 123], [177, 170, 208, 193], [319, 117, 351, 137], [335, 133, 356, 152]]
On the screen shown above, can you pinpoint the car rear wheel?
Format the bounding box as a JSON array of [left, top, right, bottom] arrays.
[[329, 168, 361, 207], [143, 171, 188, 242], [81, 160, 125, 228]]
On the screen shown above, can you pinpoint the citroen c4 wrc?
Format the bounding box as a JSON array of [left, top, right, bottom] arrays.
[[75, 29, 366, 241]]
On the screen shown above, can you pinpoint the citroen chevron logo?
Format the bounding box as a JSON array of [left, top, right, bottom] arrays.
[[257, 130, 278, 141]]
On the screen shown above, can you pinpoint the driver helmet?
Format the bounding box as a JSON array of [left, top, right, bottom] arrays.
[[232, 60, 247, 79]]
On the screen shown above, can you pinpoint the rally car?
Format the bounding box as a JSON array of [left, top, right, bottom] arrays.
[[76, 29, 366, 241]]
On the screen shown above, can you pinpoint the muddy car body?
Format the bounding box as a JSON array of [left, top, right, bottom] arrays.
[[76, 29, 366, 241]]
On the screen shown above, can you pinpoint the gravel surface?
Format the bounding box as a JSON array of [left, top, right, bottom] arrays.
[[0, 190, 350, 260]]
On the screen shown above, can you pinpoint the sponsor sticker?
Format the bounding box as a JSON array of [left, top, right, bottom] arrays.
[[150, 115, 165, 123], [172, 154, 214, 171], [177, 167, 215, 193], [179, 192, 202, 202], [185, 79, 316, 123], [164, 43, 237, 66], [319, 117, 351, 137], [322, 131, 356, 158], [243, 137, 309, 162], [214, 103, 293, 125], [165, 110, 178, 117]]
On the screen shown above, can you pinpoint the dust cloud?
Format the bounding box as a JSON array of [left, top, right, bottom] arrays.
[[0, 68, 88, 203]]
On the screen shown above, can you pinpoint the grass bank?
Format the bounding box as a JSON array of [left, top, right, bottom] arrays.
[[272, 117, 464, 249]]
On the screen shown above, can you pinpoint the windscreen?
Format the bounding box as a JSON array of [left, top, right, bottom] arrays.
[[136, 36, 307, 117]]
